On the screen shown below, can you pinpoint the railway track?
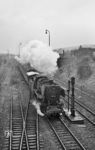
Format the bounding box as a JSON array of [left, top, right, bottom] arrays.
[[55, 78, 95, 111], [54, 78, 95, 99], [55, 79, 95, 125], [74, 99, 95, 125], [63, 94, 95, 126], [18, 65, 40, 149], [46, 116, 86, 150], [24, 100, 40, 149], [17, 66, 88, 149], [3, 64, 40, 150], [64, 97, 95, 127], [54, 78, 95, 149], [4, 64, 90, 150], [3, 93, 24, 150], [4, 89, 40, 150], [10, 94, 24, 150]]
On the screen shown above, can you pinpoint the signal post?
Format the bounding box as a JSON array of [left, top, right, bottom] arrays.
[[63, 77, 84, 124], [71, 77, 75, 117]]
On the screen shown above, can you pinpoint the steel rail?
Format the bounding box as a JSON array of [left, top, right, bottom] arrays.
[[59, 117, 86, 150], [64, 98, 95, 126], [24, 99, 39, 150], [24, 91, 31, 150], [18, 64, 37, 150], [18, 64, 31, 149], [55, 78, 95, 101], [9, 95, 13, 150], [77, 109, 95, 126], [20, 81, 40, 150], [74, 98, 95, 125], [36, 114, 39, 150], [46, 116, 66, 150], [19, 89, 30, 150], [19, 92, 27, 150], [47, 116, 86, 150], [9, 64, 35, 149], [55, 79, 95, 118], [64, 93, 95, 116], [74, 96, 95, 115], [19, 125, 25, 150], [75, 86, 95, 98], [19, 64, 40, 150], [10, 91, 25, 149], [20, 122, 29, 150]]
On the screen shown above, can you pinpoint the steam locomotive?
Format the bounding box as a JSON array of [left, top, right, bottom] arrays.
[[27, 71, 65, 116]]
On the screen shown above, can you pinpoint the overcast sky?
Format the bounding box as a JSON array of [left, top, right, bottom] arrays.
[[0, 0, 95, 53]]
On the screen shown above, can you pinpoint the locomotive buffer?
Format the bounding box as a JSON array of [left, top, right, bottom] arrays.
[[63, 77, 84, 124]]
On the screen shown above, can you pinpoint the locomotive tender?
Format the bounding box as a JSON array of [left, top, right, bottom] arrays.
[[27, 71, 65, 116]]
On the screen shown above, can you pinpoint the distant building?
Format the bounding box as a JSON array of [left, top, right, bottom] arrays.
[[53, 48, 64, 55], [71, 46, 95, 57]]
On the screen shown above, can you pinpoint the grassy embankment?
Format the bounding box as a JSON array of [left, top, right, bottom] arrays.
[[55, 48, 95, 92]]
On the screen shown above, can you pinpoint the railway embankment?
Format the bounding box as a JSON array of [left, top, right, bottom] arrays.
[[55, 49, 95, 92]]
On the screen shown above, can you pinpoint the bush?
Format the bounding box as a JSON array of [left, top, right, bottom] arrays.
[[77, 64, 92, 80]]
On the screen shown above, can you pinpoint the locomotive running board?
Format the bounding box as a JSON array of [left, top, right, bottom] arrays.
[[62, 108, 84, 124]]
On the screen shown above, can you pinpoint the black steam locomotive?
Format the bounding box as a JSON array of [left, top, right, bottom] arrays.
[[27, 71, 65, 116]]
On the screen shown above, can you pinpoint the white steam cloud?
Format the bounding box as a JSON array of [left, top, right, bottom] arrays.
[[32, 100, 44, 116], [17, 40, 59, 75]]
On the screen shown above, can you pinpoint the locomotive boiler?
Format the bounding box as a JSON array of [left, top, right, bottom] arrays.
[[27, 71, 65, 116]]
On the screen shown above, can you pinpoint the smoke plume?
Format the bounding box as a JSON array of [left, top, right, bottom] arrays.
[[17, 40, 59, 75]]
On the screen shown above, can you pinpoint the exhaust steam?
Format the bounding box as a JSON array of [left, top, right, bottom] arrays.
[[16, 40, 59, 75], [32, 100, 44, 116]]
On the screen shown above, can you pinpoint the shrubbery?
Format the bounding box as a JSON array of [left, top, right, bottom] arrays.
[[77, 64, 92, 80]]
